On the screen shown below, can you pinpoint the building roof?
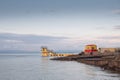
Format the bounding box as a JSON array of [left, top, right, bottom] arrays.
[[86, 44, 97, 46]]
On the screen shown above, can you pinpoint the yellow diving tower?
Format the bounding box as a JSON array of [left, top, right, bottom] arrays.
[[41, 47, 49, 57]]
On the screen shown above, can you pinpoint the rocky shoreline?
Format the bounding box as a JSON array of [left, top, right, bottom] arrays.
[[51, 53, 120, 73]]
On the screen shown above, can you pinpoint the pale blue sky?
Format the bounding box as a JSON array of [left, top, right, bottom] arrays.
[[0, 0, 120, 52]]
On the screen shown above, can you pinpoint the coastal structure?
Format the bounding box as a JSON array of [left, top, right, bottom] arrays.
[[98, 48, 120, 53], [41, 47, 49, 57], [84, 44, 120, 55], [41, 44, 120, 57], [84, 44, 98, 55], [41, 47, 74, 57]]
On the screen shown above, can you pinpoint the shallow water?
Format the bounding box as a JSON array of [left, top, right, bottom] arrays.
[[0, 53, 120, 80]]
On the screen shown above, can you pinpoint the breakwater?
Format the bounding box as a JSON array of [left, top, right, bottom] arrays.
[[51, 53, 120, 72]]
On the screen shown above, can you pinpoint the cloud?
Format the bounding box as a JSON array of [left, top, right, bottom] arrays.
[[0, 33, 120, 52], [113, 25, 120, 30], [97, 36, 120, 40], [0, 33, 69, 51], [112, 9, 120, 14], [95, 35, 120, 47], [0, 33, 67, 43]]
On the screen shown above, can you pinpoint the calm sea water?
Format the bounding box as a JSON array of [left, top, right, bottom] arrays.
[[0, 53, 120, 80]]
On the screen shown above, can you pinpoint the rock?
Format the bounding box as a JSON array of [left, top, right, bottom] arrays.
[[50, 53, 120, 72]]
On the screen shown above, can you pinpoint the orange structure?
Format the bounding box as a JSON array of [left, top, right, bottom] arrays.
[[84, 44, 98, 54]]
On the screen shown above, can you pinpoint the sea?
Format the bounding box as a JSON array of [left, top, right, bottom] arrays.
[[0, 53, 120, 80]]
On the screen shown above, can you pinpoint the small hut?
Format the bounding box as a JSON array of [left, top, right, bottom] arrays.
[[84, 44, 98, 55]]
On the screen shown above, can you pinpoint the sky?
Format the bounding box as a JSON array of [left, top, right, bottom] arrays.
[[0, 0, 120, 52]]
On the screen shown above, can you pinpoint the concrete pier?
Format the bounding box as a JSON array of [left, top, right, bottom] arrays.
[[41, 47, 74, 57]]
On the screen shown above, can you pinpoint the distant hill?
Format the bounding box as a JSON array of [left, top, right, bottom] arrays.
[[0, 50, 39, 53], [0, 49, 82, 54]]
